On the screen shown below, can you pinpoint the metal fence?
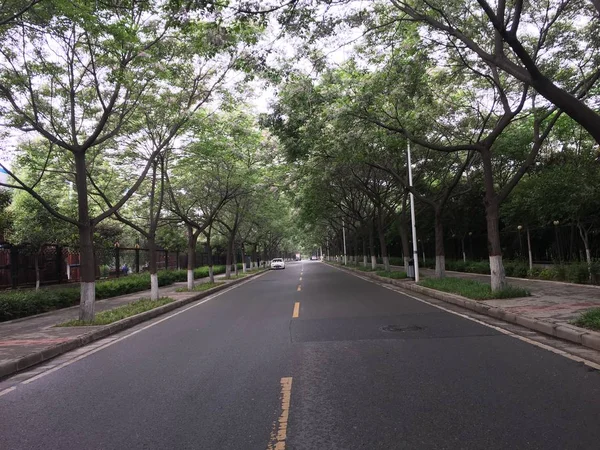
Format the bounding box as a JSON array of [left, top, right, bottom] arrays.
[[0, 243, 228, 290]]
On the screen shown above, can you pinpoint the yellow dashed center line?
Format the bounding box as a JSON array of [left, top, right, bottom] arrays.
[[299, 277, 302, 281], [268, 377, 293, 450], [292, 302, 300, 318], [297, 285, 301, 292]]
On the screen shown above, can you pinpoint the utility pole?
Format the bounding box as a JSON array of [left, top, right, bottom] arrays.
[[407, 141, 420, 282], [342, 219, 347, 265]]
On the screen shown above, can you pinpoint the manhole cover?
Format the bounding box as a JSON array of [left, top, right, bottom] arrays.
[[380, 325, 425, 333]]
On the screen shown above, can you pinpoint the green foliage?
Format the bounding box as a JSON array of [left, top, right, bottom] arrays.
[[0, 265, 233, 321], [573, 308, 600, 332], [59, 297, 174, 327], [375, 270, 407, 279], [418, 277, 530, 300], [175, 281, 225, 293]]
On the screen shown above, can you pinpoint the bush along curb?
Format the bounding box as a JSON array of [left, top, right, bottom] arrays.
[[331, 263, 600, 353], [326, 262, 410, 287], [0, 270, 267, 380]]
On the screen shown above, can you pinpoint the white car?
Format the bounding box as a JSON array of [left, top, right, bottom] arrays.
[[270, 258, 285, 270]]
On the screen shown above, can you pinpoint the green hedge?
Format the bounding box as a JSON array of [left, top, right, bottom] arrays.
[[573, 308, 600, 331], [0, 264, 241, 322], [418, 277, 530, 300], [400, 257, 600, 286]]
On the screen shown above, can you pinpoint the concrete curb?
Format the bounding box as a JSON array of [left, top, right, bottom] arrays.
[[0, 271, 266, 379], [330, 263, 600, 353]]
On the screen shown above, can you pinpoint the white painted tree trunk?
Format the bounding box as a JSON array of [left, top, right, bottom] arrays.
[[383, 256, 390, 271], [404, 256, 410, 274], [150, 273, 159, 300], [187, 269, 194, 290], [363, 254, 367, 267], [489, 255, 507, 291], [371, 255, 377, 270], [435, 255, 445, 278], [80, 282, 95, 322], [35, 256, 40, 291], [527, 228, 533, 271]]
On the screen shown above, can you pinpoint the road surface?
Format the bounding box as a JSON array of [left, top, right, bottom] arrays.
[[1, 261, 600, 449]]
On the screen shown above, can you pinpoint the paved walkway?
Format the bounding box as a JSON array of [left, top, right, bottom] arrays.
[[0, 272, 250, 375], [416, 268, 600, 324]]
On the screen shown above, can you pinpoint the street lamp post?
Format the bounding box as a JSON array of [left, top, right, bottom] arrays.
[[407, 141, 420, 281], [342, 219, 347, 265]]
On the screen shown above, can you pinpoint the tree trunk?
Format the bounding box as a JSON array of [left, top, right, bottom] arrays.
[[527, 227, 533, 272], [207, 235, 214, 283], [485, 201, 507, 291], [377, 208, 390, 271], [398, 220, 411, 274], [461, 237, 467, 263], [353, 235, 359, 266], [434, 209, 445, 278], [233, 241, 239, 276], [147, 236, 159, 301], [187, 225, 196, 290], [34, 252, 40, 291], [225, 235, 233, 279], [362, 234, 367, 267], [369, 219, 377, 270], [241, 243, 247, 273], [577, 223, 592, 282], [482, 149, 507, 291], [75, 151, 95, 322]]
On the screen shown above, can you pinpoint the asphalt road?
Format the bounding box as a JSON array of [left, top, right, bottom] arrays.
[[1, 262, 600, 449]]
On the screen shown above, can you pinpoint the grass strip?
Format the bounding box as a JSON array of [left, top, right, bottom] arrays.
[[375, 270, 407, 279], [58, 297, 174, 326], [573, 308, 600, 331], [418, 277, 530, 300], [175, 281, 225, 293]]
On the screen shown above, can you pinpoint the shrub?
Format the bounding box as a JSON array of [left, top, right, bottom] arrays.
[[59, 297, 174, 326], [464, 261, 490, 274], [555, 264, 567, 281], [537, 268, 556, 280], [565, 262, 591, 284], [418, 277, 530, 300], [504, 261, 528, 278], [0, 265, 222, 322], [388, 257, 405, 266], [375, 270, 407, 279], [573, 308, 600, 331]]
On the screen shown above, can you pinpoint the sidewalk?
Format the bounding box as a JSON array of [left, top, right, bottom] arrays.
[[417, 268, 600, 324], [0, 272, 259, 378]]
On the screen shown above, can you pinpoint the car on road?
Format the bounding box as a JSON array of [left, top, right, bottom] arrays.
[[270, 258, 285, 270]]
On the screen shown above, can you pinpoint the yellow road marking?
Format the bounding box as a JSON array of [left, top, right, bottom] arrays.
[[299, 277, 302, 281], [268, 377, 293, 450], [292, 302, 300, 318], [297, 285, 301, 292]]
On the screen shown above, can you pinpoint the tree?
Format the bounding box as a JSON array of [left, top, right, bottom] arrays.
[[387, 1, 600, 143], [0, 1, 261, 319]]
